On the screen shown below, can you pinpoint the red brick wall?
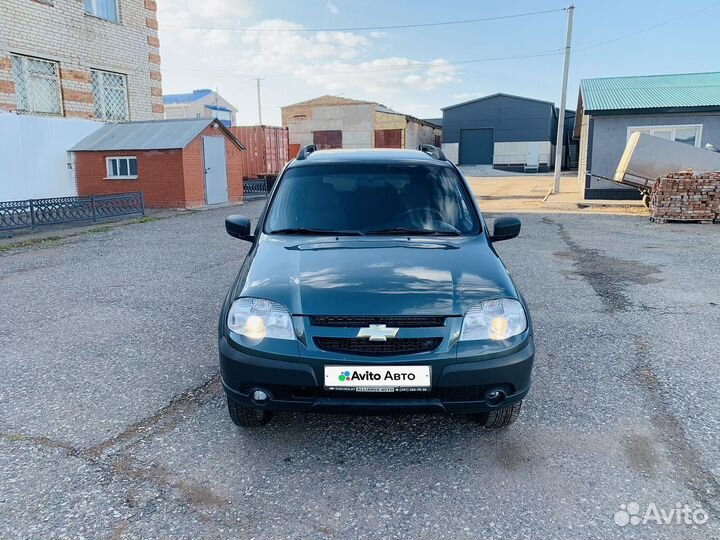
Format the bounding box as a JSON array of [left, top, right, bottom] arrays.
[[181, 125, 244, 207], [75, 149, 186, 208], [75, 125, 243, 209]]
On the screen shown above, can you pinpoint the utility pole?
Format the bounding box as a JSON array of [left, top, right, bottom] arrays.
[[255, 78, 263, 125], [553, 5, 574, 194]]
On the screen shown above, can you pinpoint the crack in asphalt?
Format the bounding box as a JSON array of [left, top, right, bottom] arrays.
[[84, 372, 222, 457], [1, 372, 234, 527], [542, 216, 719, 517], [543, 217, 663, 313], [633, 338, 720, 517]]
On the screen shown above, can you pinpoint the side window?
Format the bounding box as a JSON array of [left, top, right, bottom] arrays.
[[106, 157, 138, 179], [84, 0, 118, 22], [11, 55, 62, 116], [91, 70, 128, 121]]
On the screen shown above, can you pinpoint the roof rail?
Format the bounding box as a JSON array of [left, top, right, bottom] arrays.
[[296, 144, 318, 160], [418, 144, 447, 161]]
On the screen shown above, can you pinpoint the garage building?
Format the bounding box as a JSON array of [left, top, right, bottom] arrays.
[[441, 93, 575, 172], [281, 95, 441, 153], [574, 71, 720, 199], [71, 118, 245, 208]]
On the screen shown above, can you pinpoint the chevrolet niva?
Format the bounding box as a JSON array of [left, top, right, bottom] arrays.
[[219, 145, 533, 428]]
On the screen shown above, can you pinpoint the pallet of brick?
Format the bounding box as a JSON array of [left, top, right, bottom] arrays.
[[649, 170, 720, 223]]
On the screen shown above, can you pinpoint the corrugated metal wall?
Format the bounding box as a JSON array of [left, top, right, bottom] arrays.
[[229, 126, 290, 179]]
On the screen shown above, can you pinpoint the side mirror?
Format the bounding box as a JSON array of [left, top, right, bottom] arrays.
[[490, 216, 521, 242], [225, 215, 253, 241]]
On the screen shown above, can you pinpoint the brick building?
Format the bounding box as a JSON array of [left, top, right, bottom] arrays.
[[71, 118, 246, 208], [0, 0, 163, 120]]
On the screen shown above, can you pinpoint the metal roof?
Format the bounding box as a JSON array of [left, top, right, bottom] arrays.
[[71, 118, 244, 151], [580, 72, 720, 112], [163, 89, 212, 105], [442, 93, 555, 111]]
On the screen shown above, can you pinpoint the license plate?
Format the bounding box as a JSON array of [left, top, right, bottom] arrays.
[[324, 365, 431, 390]]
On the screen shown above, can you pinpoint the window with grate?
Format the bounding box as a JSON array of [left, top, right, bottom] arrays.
[[84, 0, 118, 22], [11, 55, 62, 116], [92, 70, 128, 121]]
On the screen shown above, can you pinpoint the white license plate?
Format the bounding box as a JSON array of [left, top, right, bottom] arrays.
[[324, 365, 431, 390]]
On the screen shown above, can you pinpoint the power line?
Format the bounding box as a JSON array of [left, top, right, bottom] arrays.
[[162, 48, 565, 77], [162, 7, 567, 33], [576, 0, 720, 52]]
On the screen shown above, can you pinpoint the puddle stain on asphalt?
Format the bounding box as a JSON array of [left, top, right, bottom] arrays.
[[543, 217, 663, 312], [621, 433, 660, 477]]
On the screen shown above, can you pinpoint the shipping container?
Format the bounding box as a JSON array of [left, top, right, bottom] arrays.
[[229, 126, 290, 179]]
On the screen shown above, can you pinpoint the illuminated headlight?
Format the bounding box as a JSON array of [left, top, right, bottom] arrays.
[[460, 299, 527, 341], [227, 298, 295, 341]]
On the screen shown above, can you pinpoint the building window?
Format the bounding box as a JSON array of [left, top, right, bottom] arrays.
[[11, 55, 62, 116], [84, 0, 118, 22], [91, 70, 128, 121], [627, 125, 702, 147], [106, 157, 138, 179]]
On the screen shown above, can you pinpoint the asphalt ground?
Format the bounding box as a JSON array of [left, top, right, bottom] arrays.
[[1, 200, 719, 539]]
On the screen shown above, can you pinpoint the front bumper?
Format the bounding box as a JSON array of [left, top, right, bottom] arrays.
[[219, 336, 534, 415]]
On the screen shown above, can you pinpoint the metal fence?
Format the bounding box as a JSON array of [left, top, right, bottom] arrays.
[[243, 178, 269, 200], [0, 192, 144, 231]]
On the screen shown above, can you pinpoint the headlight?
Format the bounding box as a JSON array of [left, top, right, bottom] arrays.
[[460, 299, 527, 341], [227, 298, 295, 341]]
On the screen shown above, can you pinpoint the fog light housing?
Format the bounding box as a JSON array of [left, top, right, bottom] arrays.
[[252, 390, 269, 402]]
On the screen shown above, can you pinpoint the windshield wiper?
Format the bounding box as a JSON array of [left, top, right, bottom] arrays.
[[363, 227, 460, 236], [269, 227, 364, 236]]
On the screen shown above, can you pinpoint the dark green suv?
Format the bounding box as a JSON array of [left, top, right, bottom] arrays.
[[219, 145, 533, 428]]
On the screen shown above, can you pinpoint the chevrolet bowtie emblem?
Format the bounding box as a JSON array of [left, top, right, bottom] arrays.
[[356, 324, 400, 342]]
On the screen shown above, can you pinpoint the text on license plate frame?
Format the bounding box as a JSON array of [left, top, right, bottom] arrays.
[[324, 365, 431, 390]]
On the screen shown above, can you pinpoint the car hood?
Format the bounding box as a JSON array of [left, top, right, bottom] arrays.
[[235, 235, 518, 316]]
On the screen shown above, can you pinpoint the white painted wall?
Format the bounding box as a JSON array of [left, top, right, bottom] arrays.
[[441, 143, 459, 164], [0, 112, 102, 200], [493, 141, 554, 165]]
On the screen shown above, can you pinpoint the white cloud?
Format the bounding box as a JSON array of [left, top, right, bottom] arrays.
[[185, 0, 253, 20], [325, 1, 339, 14], [156, 11, 461, 123]]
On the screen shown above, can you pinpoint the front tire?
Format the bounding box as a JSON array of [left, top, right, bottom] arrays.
[[475, 401, 522, 429], [227, 397, 274, 427]]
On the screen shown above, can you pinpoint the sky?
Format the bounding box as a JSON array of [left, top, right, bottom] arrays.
[[157, 0, 720, 126]]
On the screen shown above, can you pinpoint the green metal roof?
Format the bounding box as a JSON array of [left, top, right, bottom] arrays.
[[580, 72, 720, 112]]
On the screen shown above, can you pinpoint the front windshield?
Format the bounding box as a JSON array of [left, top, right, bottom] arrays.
[[264, 164, 480, 235]]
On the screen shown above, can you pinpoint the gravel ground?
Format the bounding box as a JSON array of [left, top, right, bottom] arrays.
[[1, 202, 719, 539]]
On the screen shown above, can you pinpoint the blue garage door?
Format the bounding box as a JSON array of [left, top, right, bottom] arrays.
[[459, 128, 494, 165]]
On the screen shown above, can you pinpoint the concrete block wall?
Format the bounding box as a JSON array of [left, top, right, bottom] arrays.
[[283, 101, 375, 149], [0, 0, 163, 120], [374, 110, 406, 147], [405, 121, 440, 149]]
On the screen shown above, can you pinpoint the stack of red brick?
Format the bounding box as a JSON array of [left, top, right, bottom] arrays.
[[650, 170, 720, 223]]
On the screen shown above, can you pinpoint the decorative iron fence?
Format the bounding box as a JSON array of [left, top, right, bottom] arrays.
[[0, 192, 144, 231], [243, 178, 269, 200]]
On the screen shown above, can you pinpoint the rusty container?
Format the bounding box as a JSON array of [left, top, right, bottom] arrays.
[[229, 126, 290, 179]]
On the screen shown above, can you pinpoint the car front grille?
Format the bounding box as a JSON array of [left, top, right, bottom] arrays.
[[314, 337, 442, 356], [311, 315, 446, 328]]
